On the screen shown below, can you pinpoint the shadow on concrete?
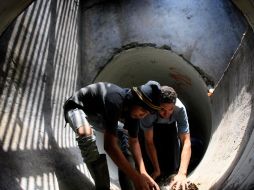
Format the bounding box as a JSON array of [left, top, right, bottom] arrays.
[[0, 0, 94, 189]]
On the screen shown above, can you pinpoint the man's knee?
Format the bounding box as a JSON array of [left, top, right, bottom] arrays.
[[77, 125, 93, 137]]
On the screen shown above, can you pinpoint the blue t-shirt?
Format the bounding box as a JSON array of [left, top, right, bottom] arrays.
[[140, 98, 189, 134]]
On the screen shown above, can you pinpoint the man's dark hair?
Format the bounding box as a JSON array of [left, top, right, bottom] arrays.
[[161, 86, 177, 104]]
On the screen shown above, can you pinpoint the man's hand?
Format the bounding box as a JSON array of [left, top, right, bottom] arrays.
[[133, 173, 160, 190], [169, 132, 191, 189], [169, 173, 188, 190]]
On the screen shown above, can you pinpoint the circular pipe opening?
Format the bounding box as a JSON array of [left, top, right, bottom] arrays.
[[94, 46, 212, 181]]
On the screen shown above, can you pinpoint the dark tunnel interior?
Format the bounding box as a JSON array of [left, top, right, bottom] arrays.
[[1, 0, 254, 189], [94, 46, 212, 175]]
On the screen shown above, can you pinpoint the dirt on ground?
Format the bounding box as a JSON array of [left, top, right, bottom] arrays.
[[158, 175, 199, 190]]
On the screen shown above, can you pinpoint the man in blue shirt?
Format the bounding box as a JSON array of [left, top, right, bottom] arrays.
[[140, 86, 191, 190]]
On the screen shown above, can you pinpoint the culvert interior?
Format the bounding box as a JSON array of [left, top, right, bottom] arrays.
[[94, 47, 211, 147], [0, 0, 254, 190], [93, 46, 211, 184]]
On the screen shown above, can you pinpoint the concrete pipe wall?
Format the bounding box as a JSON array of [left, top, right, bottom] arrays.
[[188, 28, 254, 190], [0, 0, 253, 189]]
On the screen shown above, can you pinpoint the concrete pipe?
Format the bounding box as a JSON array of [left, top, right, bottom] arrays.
[[0, 0, 254, 190]]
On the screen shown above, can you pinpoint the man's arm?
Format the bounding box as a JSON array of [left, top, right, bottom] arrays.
[[169, 132, 191, 190], [178, 133, 191, 175], [128, 135, 160, 190], [104, 131, 159, 190], [144, 128, 161, 179]]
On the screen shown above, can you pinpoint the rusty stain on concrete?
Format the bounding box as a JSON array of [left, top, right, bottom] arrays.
[[169, 68, 192, 87]]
